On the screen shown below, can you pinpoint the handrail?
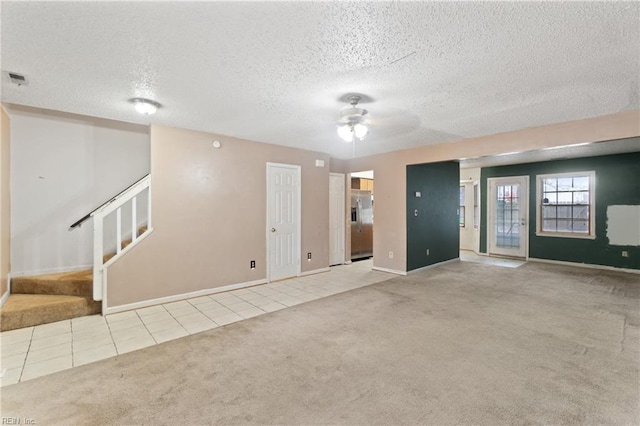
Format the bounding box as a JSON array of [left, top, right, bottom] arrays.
[[69, 174, 150, 230]]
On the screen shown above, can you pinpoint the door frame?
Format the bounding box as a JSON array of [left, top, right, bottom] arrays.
[[487, 176, 529, 259], [266, 162, 301, 282], [329, 172, 346, 265], [459, 180, 474, 251], [472, 180, 481, 254]]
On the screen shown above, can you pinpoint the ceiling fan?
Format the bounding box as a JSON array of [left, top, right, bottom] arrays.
[[336, 95, 370, 143]]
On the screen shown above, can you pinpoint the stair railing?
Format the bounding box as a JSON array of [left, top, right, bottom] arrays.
[[70, 174, 152, 304]]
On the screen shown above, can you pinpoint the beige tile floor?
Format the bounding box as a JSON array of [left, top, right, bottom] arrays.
[[0, 259, 392, 387]]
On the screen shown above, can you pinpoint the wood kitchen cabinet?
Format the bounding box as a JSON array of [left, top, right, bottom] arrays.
[[351, 178, 374, 193]]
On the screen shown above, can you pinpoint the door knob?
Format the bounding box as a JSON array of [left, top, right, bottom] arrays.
[[270, 228, 276, 233]]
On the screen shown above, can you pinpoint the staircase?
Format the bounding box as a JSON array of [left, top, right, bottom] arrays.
[[1, 270, 100, 331], [0, 227, 148, 332], [1, 174, 151, 332]]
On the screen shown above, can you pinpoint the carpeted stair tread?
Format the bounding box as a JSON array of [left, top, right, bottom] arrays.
[[0, 294, 101, 331], [11, 270, 93, 298], [18, 269, 92, 281]]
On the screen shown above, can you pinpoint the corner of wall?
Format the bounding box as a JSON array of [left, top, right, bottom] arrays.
[[0, 106, 11, 299]]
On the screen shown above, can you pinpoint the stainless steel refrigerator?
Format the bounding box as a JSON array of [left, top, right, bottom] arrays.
[[351, 189, 373, 260]]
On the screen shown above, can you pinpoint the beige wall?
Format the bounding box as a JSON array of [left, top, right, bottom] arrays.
[[343, 110, 640, 272], [107, 125, 330, 308], [1, 107, 11, 299]]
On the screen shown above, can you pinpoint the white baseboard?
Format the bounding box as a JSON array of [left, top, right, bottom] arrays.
[[104, 278, 269, 315], [528, 257, 640, 275], [11, 264, 92, 278], [300, 267, 331, 277], [372, 266, 407, 276], [408, 258, 460, 275], [461, 249, 489, 257], [0, 289, 9, 308]]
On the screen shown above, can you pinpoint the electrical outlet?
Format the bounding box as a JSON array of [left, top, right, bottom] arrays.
[[389, 251, 394, 259], [426, 249, 430, 256], [622, 250, 629, 258], [307, 252, 312, 261], [250, 260, 256, 269]]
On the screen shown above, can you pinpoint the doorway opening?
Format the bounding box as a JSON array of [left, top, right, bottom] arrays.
[[350, 170, 374, 261], [459, 167, 481, 260], [329, 173, 346, 266]]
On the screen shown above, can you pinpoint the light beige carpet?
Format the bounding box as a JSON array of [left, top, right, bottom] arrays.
[[1, 261, 638, 425]]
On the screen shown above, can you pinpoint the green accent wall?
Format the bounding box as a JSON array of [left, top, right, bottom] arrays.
[[480, 147, 640, 270], [407, 161, 460, 271]]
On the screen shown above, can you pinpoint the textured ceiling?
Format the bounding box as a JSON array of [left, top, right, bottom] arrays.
[[1, 2, 639, 159]]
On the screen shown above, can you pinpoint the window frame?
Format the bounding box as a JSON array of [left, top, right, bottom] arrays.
[[536, 171, 596, 239]]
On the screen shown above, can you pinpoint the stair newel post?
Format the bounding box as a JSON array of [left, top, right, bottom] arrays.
[[92, 211, 104, 302]]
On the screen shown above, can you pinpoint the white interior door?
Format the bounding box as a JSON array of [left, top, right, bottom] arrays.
[[267, 163, 301, 281], [329, 173, 346, 266], [488, 176, 529, 258]]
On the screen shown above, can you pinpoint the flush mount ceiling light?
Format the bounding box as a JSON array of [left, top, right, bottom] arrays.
[[337, 95, 369, 143], [130, 98, 161, 115]]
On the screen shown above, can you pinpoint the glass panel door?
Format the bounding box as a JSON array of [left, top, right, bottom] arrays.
[[488, 176, 528, 258]]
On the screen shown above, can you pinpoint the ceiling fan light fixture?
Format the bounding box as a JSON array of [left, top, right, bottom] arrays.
[[130, 98, 161, 115], [336, 94, 369, 143], [337, 124, 354, 143], [353, 123, 368, 139]]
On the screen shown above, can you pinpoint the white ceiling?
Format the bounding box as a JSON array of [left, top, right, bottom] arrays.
[[1, 2, 638, 159]]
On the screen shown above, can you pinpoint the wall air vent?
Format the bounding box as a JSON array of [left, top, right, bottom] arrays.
[[5, 71, 28, 86]]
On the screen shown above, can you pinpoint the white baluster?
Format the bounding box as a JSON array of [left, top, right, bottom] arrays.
[[132, 196, 138, 242], [116, 207, 122, 254]]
